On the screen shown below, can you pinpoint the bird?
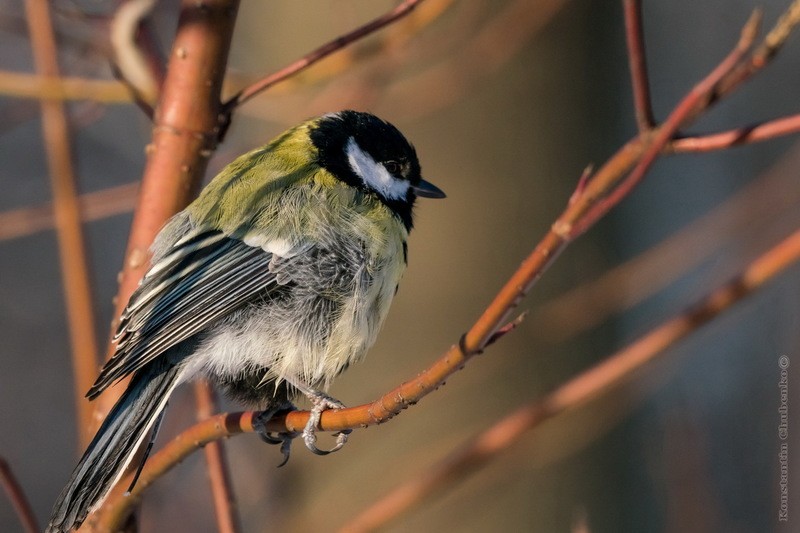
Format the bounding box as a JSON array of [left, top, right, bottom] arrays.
[[47, 110, 445, 533]]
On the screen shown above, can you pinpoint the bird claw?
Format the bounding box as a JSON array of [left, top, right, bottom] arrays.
[[302, 392, 352, 456], [253, 405, 299, 467]]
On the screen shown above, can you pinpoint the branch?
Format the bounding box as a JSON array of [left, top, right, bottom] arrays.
[[623, 0, 654, 131], [563, 10, 762, 238], [222, 0, 426, 112], [24, 0, 100, 446], [342, 227, 800, 532], [0, 182, 138, 242], [93, 314, 527, 530], [193, 381, 242, 533], [0, 457, 39, 533], [0, 70, 130, 102], [671, 112, 800, 153], [94, 411, 257, 531], [99, 225, 800, 531], [93, 0, 241, 424], [109, 0, 161, 108], [94, 8, 800, 523], [533, 145, 800, 343]]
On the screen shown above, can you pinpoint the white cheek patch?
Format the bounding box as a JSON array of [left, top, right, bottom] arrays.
[[346, 137, 410, 200]]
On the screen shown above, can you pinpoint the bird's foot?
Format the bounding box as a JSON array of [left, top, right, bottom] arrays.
[[253, 404, 299, 467], [303, 391, 352, 456]]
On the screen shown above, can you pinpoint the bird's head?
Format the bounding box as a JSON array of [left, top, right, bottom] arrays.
[[309, 111, 445, 228]]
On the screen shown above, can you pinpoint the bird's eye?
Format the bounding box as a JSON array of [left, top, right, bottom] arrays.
[[384, 161, 401, 174]]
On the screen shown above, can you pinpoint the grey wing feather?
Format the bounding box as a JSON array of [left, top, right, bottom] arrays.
[[87, 231, 278, 399]]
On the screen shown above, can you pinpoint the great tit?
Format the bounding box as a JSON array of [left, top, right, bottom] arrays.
[[47, 110, 445, 533]]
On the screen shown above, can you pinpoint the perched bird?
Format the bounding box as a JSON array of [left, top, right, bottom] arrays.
[[47, 110, 445, 533]]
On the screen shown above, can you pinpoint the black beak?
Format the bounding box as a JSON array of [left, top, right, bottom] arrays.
[[411, 178, 446, 199]]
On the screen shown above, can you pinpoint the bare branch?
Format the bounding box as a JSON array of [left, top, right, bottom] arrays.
[[194, 381, 242, 533], [533, 147, 800, 343], [565, 10, 762, 238], [342, 228, 800, 532], [671, 112, 800, 152], [223, 0, 426, 112], [23, 0, 100, 446], [99, 226, 800, 531], [0, 457, 39, 533], [0, 70, 130, 102], [0, 182, 139, 242], [623, 0, 655, 131], [93, 0, 241, 426], [714, 1, 800, 104]]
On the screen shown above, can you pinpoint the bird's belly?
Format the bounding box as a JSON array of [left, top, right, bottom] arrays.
[[187, 271, 396, 405]]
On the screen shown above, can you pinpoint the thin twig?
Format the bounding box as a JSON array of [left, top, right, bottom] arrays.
[[0, 69, 130, 102], [671, 112, 800, 153], [341, 227, 800, 532], [24, 0, 100, 446], [222, 0, 426, 112], [194, 381, 242, 533], [484, 312, 528, 347], [0, 457, 39, 533], [713, 1, 800, 108], [623, 0, 655, 131], [0, 182, 139, 242], [565, 10, 762, 238]]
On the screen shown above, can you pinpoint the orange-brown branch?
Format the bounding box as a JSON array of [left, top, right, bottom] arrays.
[[86, 2, 241, 532], [341, 227, 800, 532], [88, 2, 800, 527], [24, 0, 100, 446], [623, 0, 654, 131], [0, 457, 39, 533], [100, 226, 800, 532], [224, 0, 426, 111], [94, 0, 240, 426], [194, 381, 242, 533]]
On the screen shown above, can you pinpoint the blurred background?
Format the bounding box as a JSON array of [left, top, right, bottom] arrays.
[[1, 1, 799, 531]]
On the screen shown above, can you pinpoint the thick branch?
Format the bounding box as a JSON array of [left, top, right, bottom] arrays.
[[87, 2, 241, 531], [94, 0, 240, 424]]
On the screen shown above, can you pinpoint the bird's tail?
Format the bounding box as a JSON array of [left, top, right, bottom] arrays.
[[47, 361, 182, 533]]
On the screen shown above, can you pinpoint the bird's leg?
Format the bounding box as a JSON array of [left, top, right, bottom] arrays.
[[253, 401, 299, 467], [303, 390, 352, 455], [282, 377, 352, 455]]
